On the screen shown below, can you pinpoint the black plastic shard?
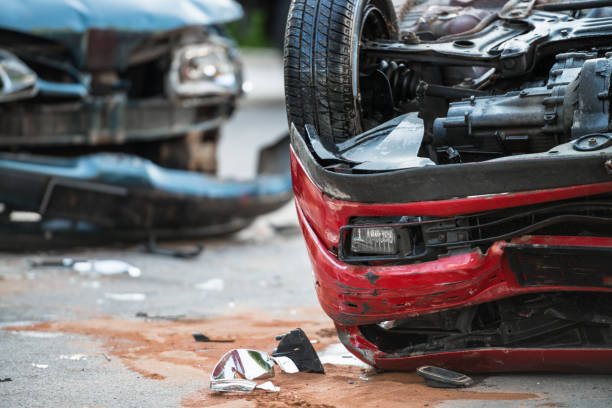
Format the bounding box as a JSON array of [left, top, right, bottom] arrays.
[[272, 328, 325, 374], [416, 366, 474, 388], [192, 332, 235, 343]]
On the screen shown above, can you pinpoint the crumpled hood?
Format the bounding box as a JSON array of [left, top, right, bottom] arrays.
[[0, 0, 243, 34]]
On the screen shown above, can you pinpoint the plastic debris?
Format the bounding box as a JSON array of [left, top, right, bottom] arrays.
[[318, 343, 370, 368], [29, 258, 141, 278], [256, 381, 280, 392], [104, 293, 146, 302], [59, 354, 87, 361], [210, 378, 257, 393], [31, 364, 48, 369], [272, 356, 299, 374], [195, 278, 224, 292], [272, 328, 324, 374], [416, 366, 474, 388], [192, 332, 235, 343], [0, 378, 11, 382]]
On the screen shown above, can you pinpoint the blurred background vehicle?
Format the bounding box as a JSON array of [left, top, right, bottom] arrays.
[[0, 0, 293, 247]]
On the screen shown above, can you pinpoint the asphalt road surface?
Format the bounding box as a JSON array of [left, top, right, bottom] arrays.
[[1, 51, 611, 408]]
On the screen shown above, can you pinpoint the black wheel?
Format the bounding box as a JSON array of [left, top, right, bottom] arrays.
[[284, 0, 399, 147]]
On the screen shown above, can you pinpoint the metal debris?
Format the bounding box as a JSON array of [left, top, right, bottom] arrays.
[[29, 258, 141, 278], [192, 332, 235, 343], [135, 312, 185, 321], [416, 366, 474, 388], [272, 328, 324, 374], [211, 349, 275, 385], [256, 381, 280, 392], [210, 378, 257, 393]]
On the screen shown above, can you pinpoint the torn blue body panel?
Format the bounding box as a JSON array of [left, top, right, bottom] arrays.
[[0, 0, 243, 34], [0, 153, 291, 199]]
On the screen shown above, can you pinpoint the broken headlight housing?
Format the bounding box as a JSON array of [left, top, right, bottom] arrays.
[[167, 38, 242, 99], [0, 50, 38, 102]]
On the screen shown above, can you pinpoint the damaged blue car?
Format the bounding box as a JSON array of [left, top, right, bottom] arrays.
[[0, 0, 292, 247]]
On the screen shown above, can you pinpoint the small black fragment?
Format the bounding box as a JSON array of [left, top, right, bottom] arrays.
[[192, 332, 235, 343], [192, 332, 211, 342], [146, 237, 204, 259], [272, 328, 325, 374], [416, 366, 473, 388], [0, 378, 11, 382]]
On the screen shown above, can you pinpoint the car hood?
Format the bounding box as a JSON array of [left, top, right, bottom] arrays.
[[0, 0, 243, 34]]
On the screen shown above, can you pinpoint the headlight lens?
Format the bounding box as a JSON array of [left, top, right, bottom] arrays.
[[0, 50, 38, 102], [168, 41, 241, 98], [350, 227, 398, 255]]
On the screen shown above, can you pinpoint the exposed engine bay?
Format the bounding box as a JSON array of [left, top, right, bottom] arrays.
[[301, 0, 612, 171]]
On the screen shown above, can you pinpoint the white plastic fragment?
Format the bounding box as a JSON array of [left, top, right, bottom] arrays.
[[32, 363, 48, 369], [195, 278, 225, 292], [59, 354, 87, 361], [256, 381, 280, 392], [104, 293, 146, 302], [29, 258, 141, 278], [73, 259, 141, 278], [318, 343, 370, 368], [272, 356, 299, 374]]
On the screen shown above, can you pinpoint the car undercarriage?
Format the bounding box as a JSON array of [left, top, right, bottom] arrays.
[[285, 0, 612, 372]]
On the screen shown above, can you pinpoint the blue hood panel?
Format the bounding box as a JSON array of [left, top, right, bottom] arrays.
[[0, 0, 243, 34], [0, 153, 291, 199]]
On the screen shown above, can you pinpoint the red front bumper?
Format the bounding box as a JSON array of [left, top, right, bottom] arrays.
[[291, 147, 612, 372]]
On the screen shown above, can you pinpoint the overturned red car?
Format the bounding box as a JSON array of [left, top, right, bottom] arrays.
[[284, 0, 612, 372]]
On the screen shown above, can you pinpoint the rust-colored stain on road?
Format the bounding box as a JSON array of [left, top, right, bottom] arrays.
[[4, 309, 538, 408]]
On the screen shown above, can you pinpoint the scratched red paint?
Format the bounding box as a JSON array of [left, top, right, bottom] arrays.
[[291, 148, 612, 372]]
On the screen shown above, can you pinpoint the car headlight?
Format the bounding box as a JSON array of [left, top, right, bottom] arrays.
[[167, 40, 242, 98], [350, 227, 398, 255], [0, 50, 38, 102]]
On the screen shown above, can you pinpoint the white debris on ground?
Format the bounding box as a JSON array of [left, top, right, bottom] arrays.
[[195, 278, 225, 292], [72, 259, 141, 278], [31, 364, 48, 369], [318, 343, 371, 368], [256, 381, 280, 392], [59, 354, 87, 361], [103, 293, 146, 302], [272, 356, 299, 374], [9, 331, 63, 338]]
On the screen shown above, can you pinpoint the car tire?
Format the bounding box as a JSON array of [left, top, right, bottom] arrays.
[[284, 0, 398, 147]]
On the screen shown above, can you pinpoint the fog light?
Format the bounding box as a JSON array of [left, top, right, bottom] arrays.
[[350, 227, 398, 255]]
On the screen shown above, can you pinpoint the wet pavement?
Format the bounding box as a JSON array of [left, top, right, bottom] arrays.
[[1, 51, 611, 408]]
